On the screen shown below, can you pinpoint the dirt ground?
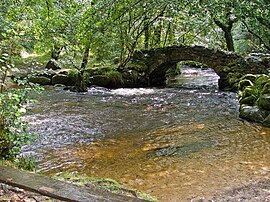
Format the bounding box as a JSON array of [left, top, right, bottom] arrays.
[[0, 183, 61, 202]]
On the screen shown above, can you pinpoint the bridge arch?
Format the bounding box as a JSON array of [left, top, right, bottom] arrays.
[[131, 45, 253, 88]]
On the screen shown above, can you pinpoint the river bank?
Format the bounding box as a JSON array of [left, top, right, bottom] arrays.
[[1, 179, 269, 201]]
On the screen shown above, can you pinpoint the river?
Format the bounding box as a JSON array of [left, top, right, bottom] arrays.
[[22, 67, 270, 201]]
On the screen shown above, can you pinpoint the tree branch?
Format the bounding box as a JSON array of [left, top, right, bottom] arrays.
[[243, 21, 270, 51], [256, 16, 270, 30]]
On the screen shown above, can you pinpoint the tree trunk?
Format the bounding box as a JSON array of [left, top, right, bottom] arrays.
[[144, 23, 149, 50], [163, 22, 171, 47], [224, 29, 235, 52], [74, 42, 90, 92], [153, 23, 162, 46], [51, 45, 63, 60], [214, 18, 235, 52], [81, 42, 90, 70]]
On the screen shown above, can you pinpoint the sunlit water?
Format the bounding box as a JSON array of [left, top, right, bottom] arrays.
[[22, 67, 270, 201]]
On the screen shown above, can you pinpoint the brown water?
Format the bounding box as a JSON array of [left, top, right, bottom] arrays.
[[23, 68, 270, 201]]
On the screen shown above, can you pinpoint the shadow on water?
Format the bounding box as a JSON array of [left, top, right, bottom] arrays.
[[22, 67, 270, 201]]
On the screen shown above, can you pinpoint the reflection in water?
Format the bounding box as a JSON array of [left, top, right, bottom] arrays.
[[22, 68, 270, 201]]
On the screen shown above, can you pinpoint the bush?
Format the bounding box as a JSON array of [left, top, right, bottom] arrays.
[[0, 82, 42, 160]]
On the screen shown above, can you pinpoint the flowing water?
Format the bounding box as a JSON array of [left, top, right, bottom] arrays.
[[22, 67, 270, 201]]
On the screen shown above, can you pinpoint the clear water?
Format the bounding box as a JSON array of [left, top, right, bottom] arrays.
[[22, 67, 270, 201]]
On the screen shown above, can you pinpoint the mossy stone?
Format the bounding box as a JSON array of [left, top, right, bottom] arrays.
[[52, 74, 71, 85], [258, 94, 270, 110], [92, 75, 110, 87]]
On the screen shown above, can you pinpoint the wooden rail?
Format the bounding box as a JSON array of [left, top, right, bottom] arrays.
[[0, 166, 148, 202]]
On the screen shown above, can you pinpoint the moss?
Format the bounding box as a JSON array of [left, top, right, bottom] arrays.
[[105, 70, 122, 81], [179, 61, 208, 69], [68, 69, 79, 79], [54, 173, 157, 201], [126, 62, 148, 72], [224, 72, 243, 90]]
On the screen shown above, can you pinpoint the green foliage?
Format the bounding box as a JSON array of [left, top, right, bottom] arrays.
[[1, 50, 43, 160], [0, 156, 37, 171], [105, 69, 123, 82], [68, 69, 79, 79], [238, 74, 270, 106], [1, 0, 270, 70], [0, 85, 42, 160]]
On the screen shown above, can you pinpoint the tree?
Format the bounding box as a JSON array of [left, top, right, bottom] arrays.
[[0, 0, 42, 159], [239, 0, 270, 52]]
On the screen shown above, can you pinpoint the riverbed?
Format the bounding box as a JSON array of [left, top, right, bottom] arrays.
[[22, 67, 270, 201]]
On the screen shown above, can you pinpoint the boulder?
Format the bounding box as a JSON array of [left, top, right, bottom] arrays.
[[92, 75, 110, 87], [239, 105, 269, 123], [52, 74, 71, 85], [45, 59, 61, 70], [28, 76, 51, 85], [258, 94, 270, 110]]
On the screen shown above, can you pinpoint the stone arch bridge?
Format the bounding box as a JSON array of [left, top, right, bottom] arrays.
[[129, 45, 268, 89]]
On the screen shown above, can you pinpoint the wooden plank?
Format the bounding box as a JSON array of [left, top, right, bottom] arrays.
[[0, 166, 148, 202]]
